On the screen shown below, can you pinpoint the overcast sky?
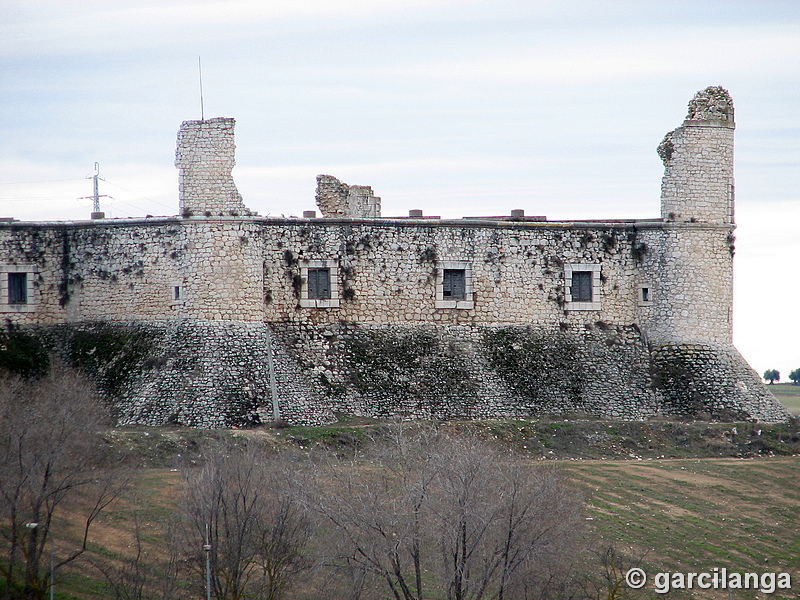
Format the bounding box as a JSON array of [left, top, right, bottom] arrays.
[[1, 0, 798, 382]]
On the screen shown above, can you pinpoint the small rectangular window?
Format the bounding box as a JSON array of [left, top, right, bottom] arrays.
[[307, 268, 331, 300], [174, 286, 182, 300], [570, 271, 592, 302], [8, 273, 27, 304], [641, 287, 650, 302], [442, 269, 466, 300]]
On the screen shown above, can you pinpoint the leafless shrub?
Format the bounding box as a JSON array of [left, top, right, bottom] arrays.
[[90, 504, 187, 600]]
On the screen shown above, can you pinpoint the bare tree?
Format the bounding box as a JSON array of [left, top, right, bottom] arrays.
[[310, 428, 584, 600], [0, 361, 123, 600], [179, 445, 312, 600]]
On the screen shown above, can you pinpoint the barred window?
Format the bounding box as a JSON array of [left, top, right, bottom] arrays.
[[570, 271, 592, 303], [442, 269, 466, 300], [8, 273, 27, 304], [307, 268, 331, 300]]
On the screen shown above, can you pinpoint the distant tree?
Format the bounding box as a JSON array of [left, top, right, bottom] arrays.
[[764, 369, 780, 384], [0, 361, 123, 600], [789, 369, 800, 386]]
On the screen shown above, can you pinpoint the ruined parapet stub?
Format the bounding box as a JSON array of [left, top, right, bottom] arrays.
[[315, 174, 381, 218], [659, 86, 735, 225], [175, 118, 251, 217], [685, 85, 735, 124]]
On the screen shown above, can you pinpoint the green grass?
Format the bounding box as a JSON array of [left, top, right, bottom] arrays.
[[768, 382, 800, 414]]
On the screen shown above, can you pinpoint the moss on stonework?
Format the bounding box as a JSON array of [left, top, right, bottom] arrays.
[[343, 328, 477, 418], [483, 327, 583, 407], [0, 323, 49, 378], [650, 345, 748, 420], [67, 324, 156, 397]]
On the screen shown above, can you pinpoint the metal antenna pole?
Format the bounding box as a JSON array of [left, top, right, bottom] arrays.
[[81, 163, 109, 219], [198, 56, 205, 121], [92, 162, 100, 213]]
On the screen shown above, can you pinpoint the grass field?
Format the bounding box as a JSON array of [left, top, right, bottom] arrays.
[[55, 457, 800, 600], [567, 457, 800, 599], [38, 425, 800, 600], [768, 382, 800, 414]]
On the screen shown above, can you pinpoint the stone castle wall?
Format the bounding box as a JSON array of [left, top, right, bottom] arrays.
[[0, 86, 789, 425], [0, 217, 725, 336]]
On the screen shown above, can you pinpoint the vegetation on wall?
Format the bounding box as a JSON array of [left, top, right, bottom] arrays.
[[0, 322, 49, 378], [343, 328, 477, 418], [483, 327, 583, 408], [67, 324, 156, 397]]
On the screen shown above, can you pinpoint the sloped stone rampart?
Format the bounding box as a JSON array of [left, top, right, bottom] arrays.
[[9, 321, 785, 426]]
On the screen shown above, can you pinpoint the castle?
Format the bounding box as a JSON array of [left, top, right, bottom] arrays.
[[0, 87, 789, 426]]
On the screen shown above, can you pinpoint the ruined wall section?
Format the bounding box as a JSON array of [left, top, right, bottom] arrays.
[[175, 118, 251, 217], [315, 175, 381, 218]]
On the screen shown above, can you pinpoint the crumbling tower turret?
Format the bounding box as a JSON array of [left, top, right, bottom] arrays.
[[175, 117, 250, 217], [658, 86, 735, 224]]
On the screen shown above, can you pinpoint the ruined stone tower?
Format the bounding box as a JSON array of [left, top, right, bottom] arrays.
[[659, 86, 735, 225], [644, 86, 736, 346], [175, 117, 249, 217]]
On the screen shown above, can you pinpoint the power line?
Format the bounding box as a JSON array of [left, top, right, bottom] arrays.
[[0, 178, 85, 186], [101, 179, 175, 211]]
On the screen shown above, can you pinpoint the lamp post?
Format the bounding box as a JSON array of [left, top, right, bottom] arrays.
[[24, 522, 55, 600], [203, 525, 212, 600]]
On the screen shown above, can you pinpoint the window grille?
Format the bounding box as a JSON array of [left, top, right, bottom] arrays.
[[570, 271, 592, 302], [442, 269, 466, 300]]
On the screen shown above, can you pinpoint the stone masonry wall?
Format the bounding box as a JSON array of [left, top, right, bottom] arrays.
[[175, 118, 250, 217], [0, 216, 747, 346], [5, 320, 788, 427]]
